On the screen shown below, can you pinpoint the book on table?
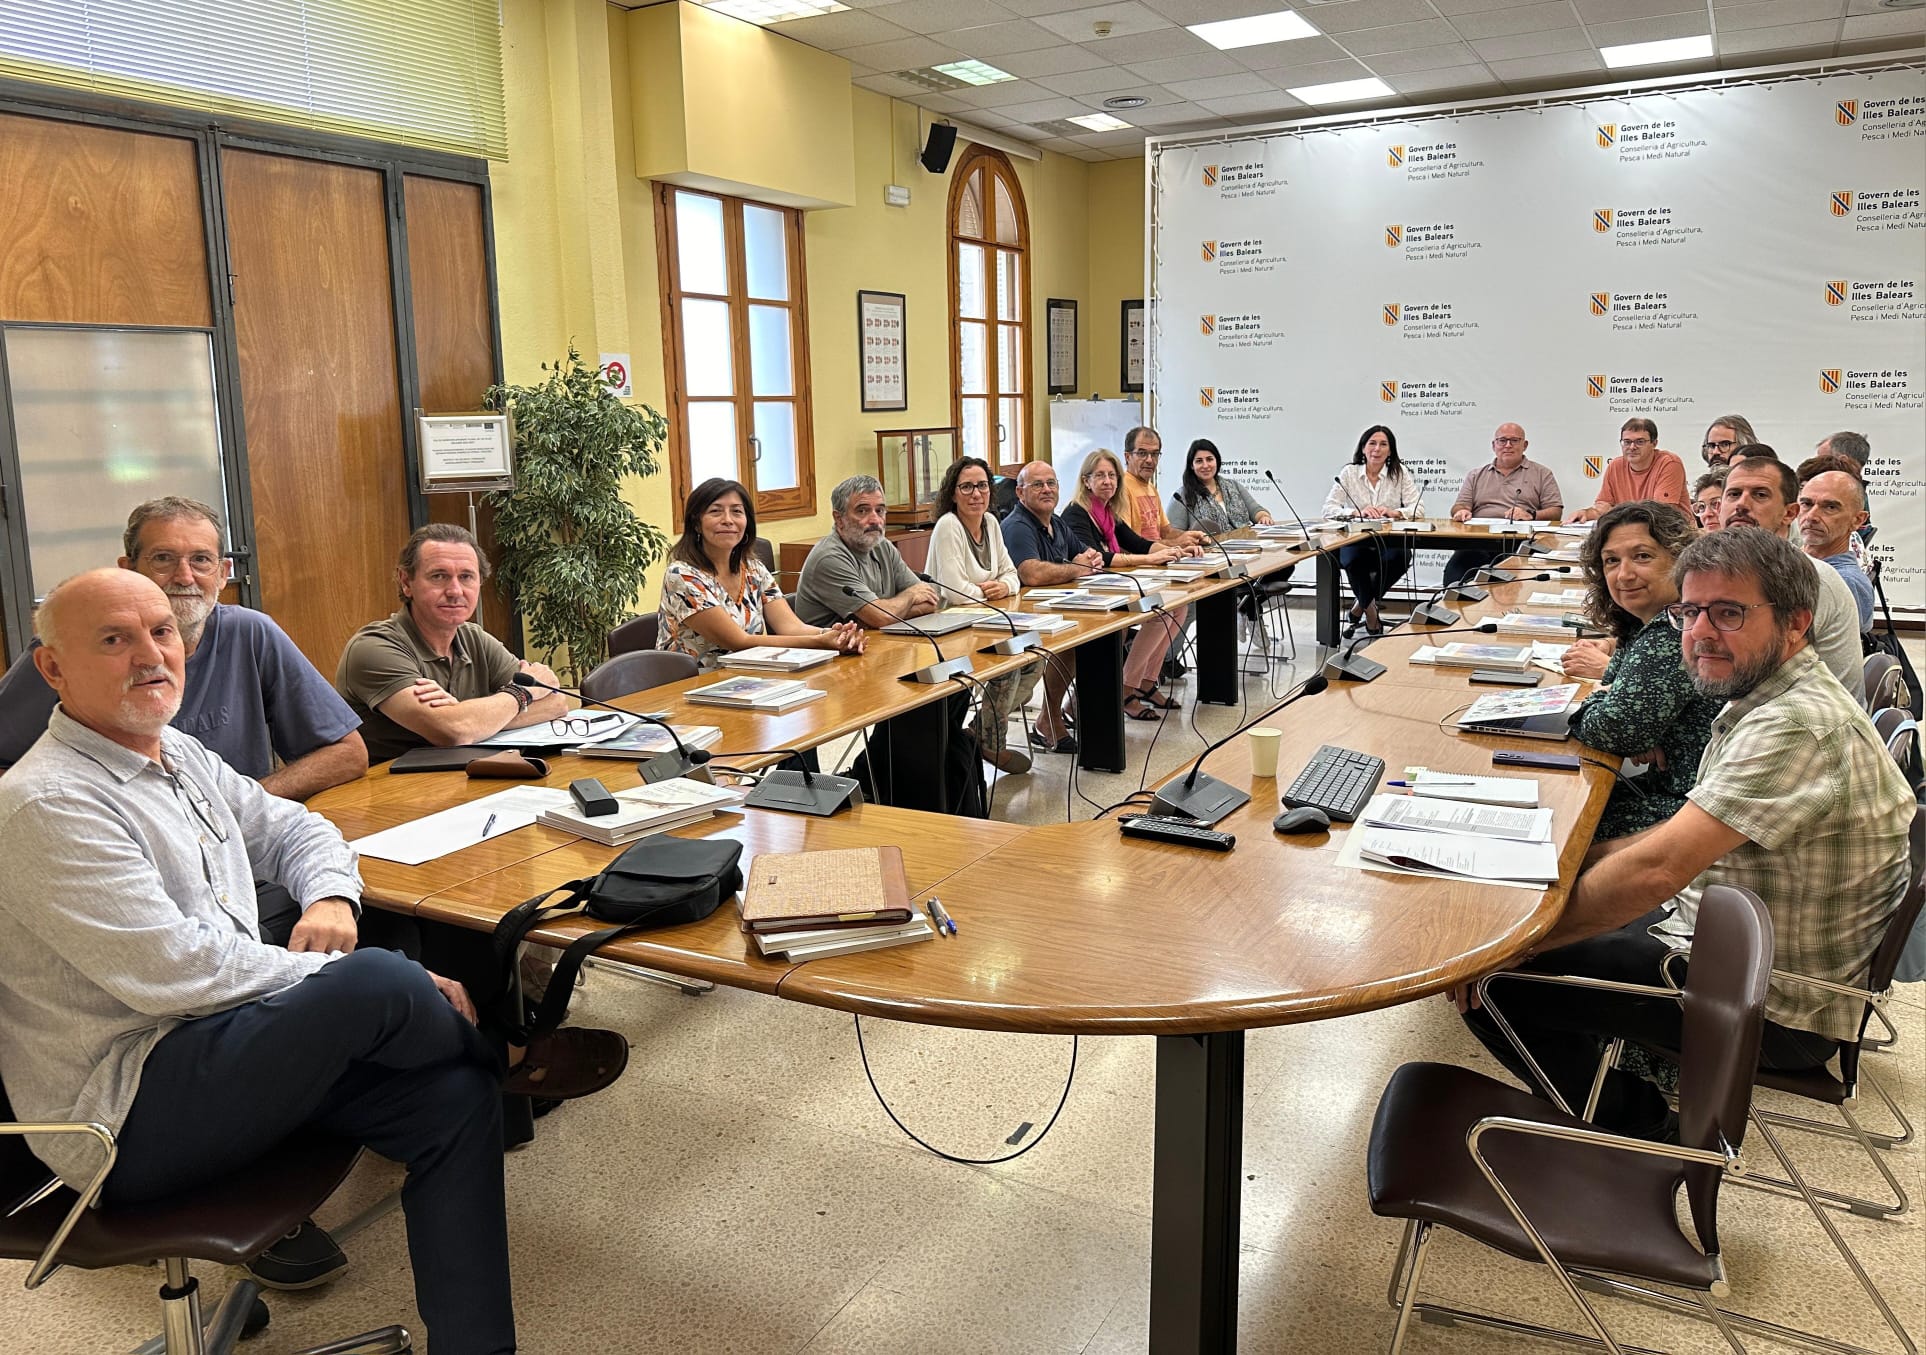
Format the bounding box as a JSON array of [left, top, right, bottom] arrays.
[[535, 777, 748, 846], [1427, 642, 1533, 672], [684, 675, 828, 710], [1078, 573, 1149, 592], [1523, 589, 1589, 609], [753, 913, 935, 961], [1490, 612, 1580, 639], [718, 646, 836, 672], [1025, 590, 1128, 611], [944, 607, 1076, 635], [739, 845, 916, 933], [570, 723, 723, 761]]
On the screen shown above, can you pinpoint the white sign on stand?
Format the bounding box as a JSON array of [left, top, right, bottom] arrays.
[[418, 413, 514, 494]]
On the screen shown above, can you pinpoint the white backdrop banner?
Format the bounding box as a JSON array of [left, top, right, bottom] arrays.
[[1148, 68, 1926, 611]]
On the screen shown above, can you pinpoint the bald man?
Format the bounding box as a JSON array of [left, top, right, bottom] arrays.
[[0, 570, 518, 1353], [1797, 469, 1874, 629], [1445, 422, 1564, 584], [1000, 461, 1100, 753]]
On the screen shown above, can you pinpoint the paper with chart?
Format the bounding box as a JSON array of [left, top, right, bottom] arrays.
[[350, 786, 571, 865]]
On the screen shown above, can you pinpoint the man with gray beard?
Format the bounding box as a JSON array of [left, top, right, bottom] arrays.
[[1457, 527, 1912, 1138]]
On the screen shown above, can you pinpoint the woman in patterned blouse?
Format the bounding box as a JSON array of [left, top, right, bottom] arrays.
[[656, 478, 865, 667], [1565, 500, 1721, 845]]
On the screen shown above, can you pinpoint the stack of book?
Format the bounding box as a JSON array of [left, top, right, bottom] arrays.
[[1422, 642, 1533, 672], [739, 846, 934, 961], [1490, 612, 1580, 640], [570, 723, 723, 761], [684, 674, 828, 711], [1026, 589, 1127, 611], [536, 777, 747, 845], [719, 646, 836, 672], [945, 607, 1076, 635], [1523, 589, 1589, 610]]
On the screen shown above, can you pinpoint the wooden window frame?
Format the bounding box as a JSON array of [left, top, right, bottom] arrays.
[[654, 183, 816, 522], [947, 146, 1032, 474]]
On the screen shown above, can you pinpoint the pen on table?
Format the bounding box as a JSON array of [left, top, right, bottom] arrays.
[[930, 898, 957, 935], [1388, 779, 1472, 789], [481, 813, 498, 838], [925, 898, 947, 937]]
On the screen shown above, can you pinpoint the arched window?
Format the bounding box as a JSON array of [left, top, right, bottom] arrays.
[[948, 147, 1030, 469]]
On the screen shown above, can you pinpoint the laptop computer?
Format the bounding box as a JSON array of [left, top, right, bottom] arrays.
[[1455, 708, 1577, 741], [881, 612, 976, 637]]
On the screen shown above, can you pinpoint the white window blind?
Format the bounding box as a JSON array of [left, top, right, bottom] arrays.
[[0, 1, 506, 159]]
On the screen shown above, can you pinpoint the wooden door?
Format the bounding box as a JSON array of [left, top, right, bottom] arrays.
[[222, 149, 410, 673]]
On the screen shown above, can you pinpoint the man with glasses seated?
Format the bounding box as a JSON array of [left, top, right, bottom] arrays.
[[1443, 422, 1564, 585], [1457, 528, 1911, 1139], [336, 523, 572, 763], [1570, 418, 1689, 522]]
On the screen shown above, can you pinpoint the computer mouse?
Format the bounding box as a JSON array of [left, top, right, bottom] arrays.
[[1272, 805, 1332, 835]]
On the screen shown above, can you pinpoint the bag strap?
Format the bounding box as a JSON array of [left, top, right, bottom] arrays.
[[486, 880, 591, 1042]]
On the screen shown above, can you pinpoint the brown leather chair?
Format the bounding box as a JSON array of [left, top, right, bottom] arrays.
[[0, 1079, 408, 1354], [1863, 652, 1906, 715], [607, 613, 659, 658], [751, 538, 775, 573], [581, 650, 698, 703]]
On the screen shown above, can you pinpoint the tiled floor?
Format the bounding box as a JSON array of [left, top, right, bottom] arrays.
[[4, 608, 1922, 1354]]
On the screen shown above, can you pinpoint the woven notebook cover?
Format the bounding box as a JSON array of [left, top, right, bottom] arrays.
[[739, 846, 911, 931]]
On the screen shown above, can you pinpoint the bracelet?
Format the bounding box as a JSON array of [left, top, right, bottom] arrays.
[[499, 681, 533, 713]]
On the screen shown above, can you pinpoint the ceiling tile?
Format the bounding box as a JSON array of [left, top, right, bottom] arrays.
[[1717, 19, 1842, 51], [1712, 0, 1845, 30], [1725, 40, 1834, 61], [1571, 0, 1701, 20], [993, 43, 1118, 74], [1123, 50, 1247, 80], [1368, 42, 1481, 72], [1139, 0, 1293, 23], [1223, 34, 1349, 70], [1387, 62, 1504, 92], [1431, 0, 1569, 12], [1034, 135, 1089, 151], [1588, 13, 1715, 45], [1163, 70, 1276, 97], [1085, 26, 1216, 59], [1252, 56, 1380, 86], [990, 0, 1096, 14], [1033, 63, 1153, 92], [1487, 49, 1606, 79], [955, 77, 1069, 105], [1447, 3, 1581, 40], [769, 10, 915, 49], [1073, 82, 1190, 105], [1077, 126, 1156, 146], [1305, 0, 1444, 32], [931, 19, 1068, 54], [916, 92, 978, 111], [853, 72, 941, 95], [1842, 9, 1926, 36], [839, 35, 970, 67], [991, 95, 1103, 119], [1197, 88, 1309, 115], [867, 0, 1020, 29], [1342, 19, 1463, 53], [1127, 99, 1217, 123], [1469, 27, 1594, 60], [1030, 0, 1174, 42]]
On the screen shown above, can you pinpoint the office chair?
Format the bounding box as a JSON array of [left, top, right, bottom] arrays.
[[580, 650, 698, 703], [0, 1078, 408, 1355], [606, 613, 660, 658]]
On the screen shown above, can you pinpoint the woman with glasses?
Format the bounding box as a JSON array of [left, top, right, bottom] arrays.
[[1691, 467, 1726, 529], [657, 478, 865, 667], [928, 456, 1035, 774], [1699, 413, 1758, 468], [1564, 501, 1720, 844]]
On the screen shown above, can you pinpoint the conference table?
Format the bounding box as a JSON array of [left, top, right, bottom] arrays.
[[309, 546, 1613, 1355]]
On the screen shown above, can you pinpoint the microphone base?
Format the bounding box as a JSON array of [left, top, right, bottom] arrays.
[[1323, 649, 1388, 683], [743, 769, 860, 817], [1443, 583, 1490, 602], [1150, 772, 1251, 827], [637, 751, 714, 786], [1125, 592, 1172, 612], [900, 656, 974, 684], [980, 630, 1041, 656], [1410, 601, 1461, 627]]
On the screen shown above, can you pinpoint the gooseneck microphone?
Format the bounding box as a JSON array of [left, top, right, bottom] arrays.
[[843, 585, 973, 684], [511, 672, 707, 785], [1446, 561, 1573, 603], [1201, 527, 1250, 579], [1150, 671, 1331, 824], [1333, 474, 1383, 529], [916, 572, 1041, 655], [1263, 469, 1316, 542], [1066, 559, 1166, 613]]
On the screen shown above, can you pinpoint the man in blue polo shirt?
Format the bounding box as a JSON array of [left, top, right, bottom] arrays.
[[1002, 461, 1103, 753]]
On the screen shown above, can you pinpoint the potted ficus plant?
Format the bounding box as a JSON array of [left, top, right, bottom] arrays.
[[483, 348, 669, 684]]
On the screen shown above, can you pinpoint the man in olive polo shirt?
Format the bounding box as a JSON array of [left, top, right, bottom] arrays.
[[336, 524, 571, 762]]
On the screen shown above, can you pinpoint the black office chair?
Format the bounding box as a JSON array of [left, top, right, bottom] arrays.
[[606, 613, 660, 658], [580, 650, 698, 703], [0, 1078, 409, 1354]]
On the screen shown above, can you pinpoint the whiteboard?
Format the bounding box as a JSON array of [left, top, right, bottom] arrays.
[[1047, 398, 1143, 474]]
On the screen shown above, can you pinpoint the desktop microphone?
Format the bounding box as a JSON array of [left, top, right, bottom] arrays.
[[916, 573, 1041, 655], [1262, 469, 1317, 543], [843, 585, 973, 685], [1445, 561, 1572, 604], [510, 672, 709, 785], [1200, 527, 1250, 579], [1066, 559, 1168, 613], [1151, 671, 1330, 824]]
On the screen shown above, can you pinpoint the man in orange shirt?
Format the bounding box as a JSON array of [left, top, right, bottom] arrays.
[[1120, 427, 1210, 549], [1571, 418, 1690, 522]]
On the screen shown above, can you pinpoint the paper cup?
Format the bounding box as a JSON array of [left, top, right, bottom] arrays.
[[1248, 727, 1283, 779]]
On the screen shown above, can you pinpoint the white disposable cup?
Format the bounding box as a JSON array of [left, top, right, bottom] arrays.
[[1248, 727, 1283, 779]]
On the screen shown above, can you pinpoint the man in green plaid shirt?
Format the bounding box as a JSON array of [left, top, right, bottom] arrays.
[[1461, 526, 1913, 1138]]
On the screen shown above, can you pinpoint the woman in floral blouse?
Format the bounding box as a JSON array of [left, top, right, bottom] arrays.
[[1565, 500, 1721, 845], [657, 478, 864, 667]]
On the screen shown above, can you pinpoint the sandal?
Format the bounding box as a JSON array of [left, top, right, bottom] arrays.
[[1124, 698, 1161, 722], [1137, 687, 1180, 710], [503, 1027, 630, 1102]]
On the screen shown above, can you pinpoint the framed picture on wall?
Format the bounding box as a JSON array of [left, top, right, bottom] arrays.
[[1120, 299, 1145, 393], [857, 290, 908, 412], [1046, 298, 1077, 394]]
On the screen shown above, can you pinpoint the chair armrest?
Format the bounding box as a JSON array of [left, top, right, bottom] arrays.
[[1475, 971, 1682, 1116], [1765, 968, 1881, 1005], [0, 1120, 118, 1290], [1470, 1113, 1732, 1170]]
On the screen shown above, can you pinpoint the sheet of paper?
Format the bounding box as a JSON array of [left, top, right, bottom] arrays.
[[475, 711, 642, 747], [350, 786, 571, 866], [1361, 792, 1553, 842], [1467, 518, 1554, 530], [1353, 826, 1560, 886], [1332, 826, 1548, 892]]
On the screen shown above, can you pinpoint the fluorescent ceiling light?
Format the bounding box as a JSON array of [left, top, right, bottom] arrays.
[[1600, 35, 1713, 67], [1069, 112, 1133, 131], [712, 0, 848, 22], [1188, 10, 1318, 51], [932, 59, 1016, 86], [1287, 76, 1394, 105]]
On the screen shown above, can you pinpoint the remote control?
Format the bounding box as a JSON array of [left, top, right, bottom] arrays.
[[1118, 814, 1235, 851]]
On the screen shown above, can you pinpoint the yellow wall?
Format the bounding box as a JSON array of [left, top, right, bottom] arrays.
[[488, 0, 1150, 615]]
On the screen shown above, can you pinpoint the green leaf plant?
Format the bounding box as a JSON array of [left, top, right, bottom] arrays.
[[484, 348, 669, 684]]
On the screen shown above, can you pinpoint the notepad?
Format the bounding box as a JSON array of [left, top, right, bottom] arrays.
[[1406, 771, 1541, 806], [738, 846, 913, 933]]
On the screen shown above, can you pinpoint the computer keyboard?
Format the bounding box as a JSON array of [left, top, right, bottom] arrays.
[[1280, 744, 1386, 823]]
